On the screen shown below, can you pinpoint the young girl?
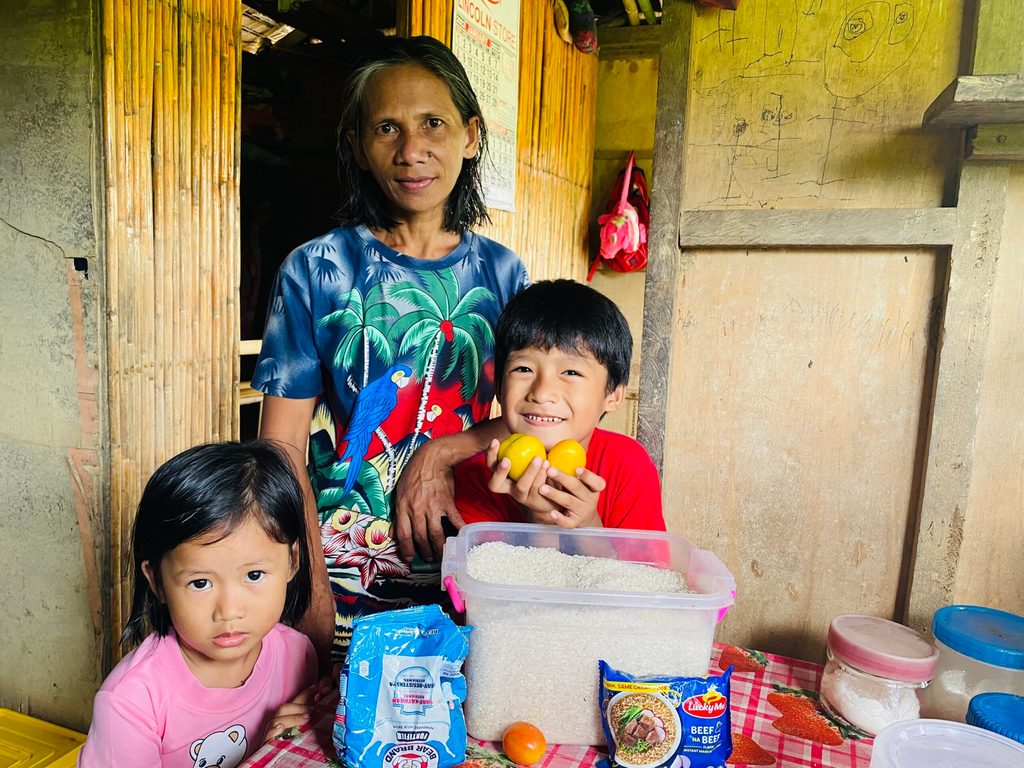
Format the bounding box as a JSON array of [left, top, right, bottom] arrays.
[[79, 441, 320, 768]]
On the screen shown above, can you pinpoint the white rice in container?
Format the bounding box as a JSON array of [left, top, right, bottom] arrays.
[[463, 542, 713, 746]]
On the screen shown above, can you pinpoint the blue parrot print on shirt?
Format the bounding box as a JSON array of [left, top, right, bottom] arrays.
[[339, 364, 412, 499]]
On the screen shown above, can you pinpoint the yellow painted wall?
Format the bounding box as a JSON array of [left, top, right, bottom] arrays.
[[590, 55, 659, 436]]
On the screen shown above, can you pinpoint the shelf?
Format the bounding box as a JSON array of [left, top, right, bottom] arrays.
[[923, 74, 1024, 127]]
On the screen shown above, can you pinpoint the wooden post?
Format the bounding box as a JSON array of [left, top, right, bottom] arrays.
[[907, 0, 1024, 633], [906, 163, 1009, 634], [637, 0, 691, 472]]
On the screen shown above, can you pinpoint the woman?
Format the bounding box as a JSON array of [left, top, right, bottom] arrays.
[[253, 36, 527, 667]]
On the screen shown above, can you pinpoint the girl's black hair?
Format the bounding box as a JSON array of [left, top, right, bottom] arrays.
[[494, 279, 633, 393], [335, 35, 490, 235], [121, 440, 312, 648]]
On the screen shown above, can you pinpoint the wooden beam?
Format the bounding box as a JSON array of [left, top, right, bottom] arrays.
[[923, 74, 1024, 127], [638, 0, 690, 473], [906, 162, 1010, 636], [598, 24, 662, 60], [968, 124, 1024, 159], [245, 0, 387, 48], [679, 208, 958, 248]]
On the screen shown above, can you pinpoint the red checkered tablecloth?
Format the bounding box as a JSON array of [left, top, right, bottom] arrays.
[[242, 644, 874, 768]]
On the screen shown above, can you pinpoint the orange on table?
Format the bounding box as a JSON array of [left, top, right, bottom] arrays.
[[501, 721, 547, 766]]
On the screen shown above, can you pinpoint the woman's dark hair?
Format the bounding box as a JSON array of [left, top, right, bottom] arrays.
[[121, 440, 312, 648], [494, 280, 633, 393], [336, 35, 490, 235]]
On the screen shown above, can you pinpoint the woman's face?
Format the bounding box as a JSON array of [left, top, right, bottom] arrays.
[[351, 63, 480, 228]]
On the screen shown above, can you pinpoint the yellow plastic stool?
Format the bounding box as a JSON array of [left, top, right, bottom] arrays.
[[0, 709, 84, 768]]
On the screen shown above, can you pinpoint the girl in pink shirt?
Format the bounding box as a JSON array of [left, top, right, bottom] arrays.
[[80, 441, 322, 768]]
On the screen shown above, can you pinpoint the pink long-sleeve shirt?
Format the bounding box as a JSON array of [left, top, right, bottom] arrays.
[[79, 623, 316, 768]]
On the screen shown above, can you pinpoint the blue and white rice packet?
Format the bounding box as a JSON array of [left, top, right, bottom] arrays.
[[335, 605, 472, 768]]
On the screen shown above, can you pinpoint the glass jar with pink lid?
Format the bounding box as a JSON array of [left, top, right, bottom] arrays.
[[819, 614, 940, 736]]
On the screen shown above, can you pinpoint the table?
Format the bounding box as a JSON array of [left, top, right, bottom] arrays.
[[242, 644, 874, 768]]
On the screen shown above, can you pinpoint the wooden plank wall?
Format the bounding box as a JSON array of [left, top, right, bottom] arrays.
[[644, 0, 964, 661], [927, 0, 1024, 620], [101, 0, 241, 656], [401, 0, 597, 282], [953, 165, 1024, 612]]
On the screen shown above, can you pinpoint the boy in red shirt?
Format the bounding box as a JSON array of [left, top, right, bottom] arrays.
[[453, 280, 664, 530]]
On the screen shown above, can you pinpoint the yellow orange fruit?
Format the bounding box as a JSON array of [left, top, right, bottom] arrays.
[[502, 721, 547, 766], [547, 439, 586, 476], [496, 433, 546, 480]]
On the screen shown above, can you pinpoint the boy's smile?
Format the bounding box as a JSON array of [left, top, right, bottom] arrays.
[[500, 345, 625, 451]]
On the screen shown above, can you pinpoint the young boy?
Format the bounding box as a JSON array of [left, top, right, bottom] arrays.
[[453, 280, 664, 530]]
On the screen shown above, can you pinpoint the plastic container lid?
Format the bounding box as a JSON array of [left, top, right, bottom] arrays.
[[827, 614, 940, 683], [0, 708, 85, 768], [967, 693, 1024, 745], [870, 719, 1024, 768], [933, 605, 1024, 670]]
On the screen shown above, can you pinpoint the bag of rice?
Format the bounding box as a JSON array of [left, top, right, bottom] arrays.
[[599, 661, 733, 768], [335, 605, 472, 768]]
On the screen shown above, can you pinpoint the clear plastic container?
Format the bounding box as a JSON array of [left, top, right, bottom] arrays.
[[918, 606, 1024, 722], [440, 523, 736, 745], [819, 615, 939, 735], [869, 719, 1024, 768]]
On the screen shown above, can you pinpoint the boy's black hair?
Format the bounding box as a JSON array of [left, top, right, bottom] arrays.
[[121, 440, 312, 648], [336, 35, 490, 235], [494, 279, 632, 393]]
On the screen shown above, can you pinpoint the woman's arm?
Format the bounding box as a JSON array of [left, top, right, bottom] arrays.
[[260, 394, 335, 674], [393, 416, 509, 562]]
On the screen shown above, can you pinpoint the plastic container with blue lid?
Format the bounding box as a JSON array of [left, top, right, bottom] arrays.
[[919, 606, 1024, 722], [967, 692, 1024, 745]]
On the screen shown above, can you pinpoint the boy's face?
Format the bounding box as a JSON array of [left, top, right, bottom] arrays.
[[499, 345, 625, 451]]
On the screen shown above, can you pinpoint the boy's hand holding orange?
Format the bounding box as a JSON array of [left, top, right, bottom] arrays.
[[488, 435, 601, 528], [496, 433, 586, 479]]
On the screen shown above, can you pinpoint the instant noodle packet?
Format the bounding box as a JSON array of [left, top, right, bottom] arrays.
[[335, 604, 472, 768], [599, 661, 733, 768]]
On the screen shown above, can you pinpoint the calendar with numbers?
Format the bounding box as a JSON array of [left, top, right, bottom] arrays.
[[451, 0, 520, 212]]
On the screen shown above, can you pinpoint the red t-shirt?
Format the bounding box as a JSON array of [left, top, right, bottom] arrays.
[[453, 427, 665, 530]]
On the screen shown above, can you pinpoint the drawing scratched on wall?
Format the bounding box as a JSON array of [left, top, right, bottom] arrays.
[[685, 0, 955, 209]]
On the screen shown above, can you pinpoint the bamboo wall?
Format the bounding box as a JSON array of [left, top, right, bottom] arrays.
[[401, 0, 598, 282], [101, 0, 241, 653]]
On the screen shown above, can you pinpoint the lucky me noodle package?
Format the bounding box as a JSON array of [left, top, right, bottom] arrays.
[[335, 605, 472, 768], [599, 661, 733, 768]]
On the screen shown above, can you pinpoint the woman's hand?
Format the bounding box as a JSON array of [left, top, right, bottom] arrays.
[[394, 418, 509, 562], [394, 438, 465, 563]]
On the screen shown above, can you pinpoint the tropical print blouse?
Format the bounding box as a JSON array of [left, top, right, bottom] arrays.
[[253, 225, 528, 656]]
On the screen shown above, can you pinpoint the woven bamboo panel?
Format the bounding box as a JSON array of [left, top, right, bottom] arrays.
[[401, 0, 597, 282], [101, 0, 241, 658]]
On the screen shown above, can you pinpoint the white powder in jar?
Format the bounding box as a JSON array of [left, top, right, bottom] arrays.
[[462, 541, 707, 746], [820, 662, 921, 735]]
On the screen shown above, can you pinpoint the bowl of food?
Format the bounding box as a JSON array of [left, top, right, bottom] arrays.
[[606, 691, 682, 768]]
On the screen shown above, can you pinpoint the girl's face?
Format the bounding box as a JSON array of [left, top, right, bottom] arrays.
[[350, 63, 480, 229], [143, 517, 298, 688]]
